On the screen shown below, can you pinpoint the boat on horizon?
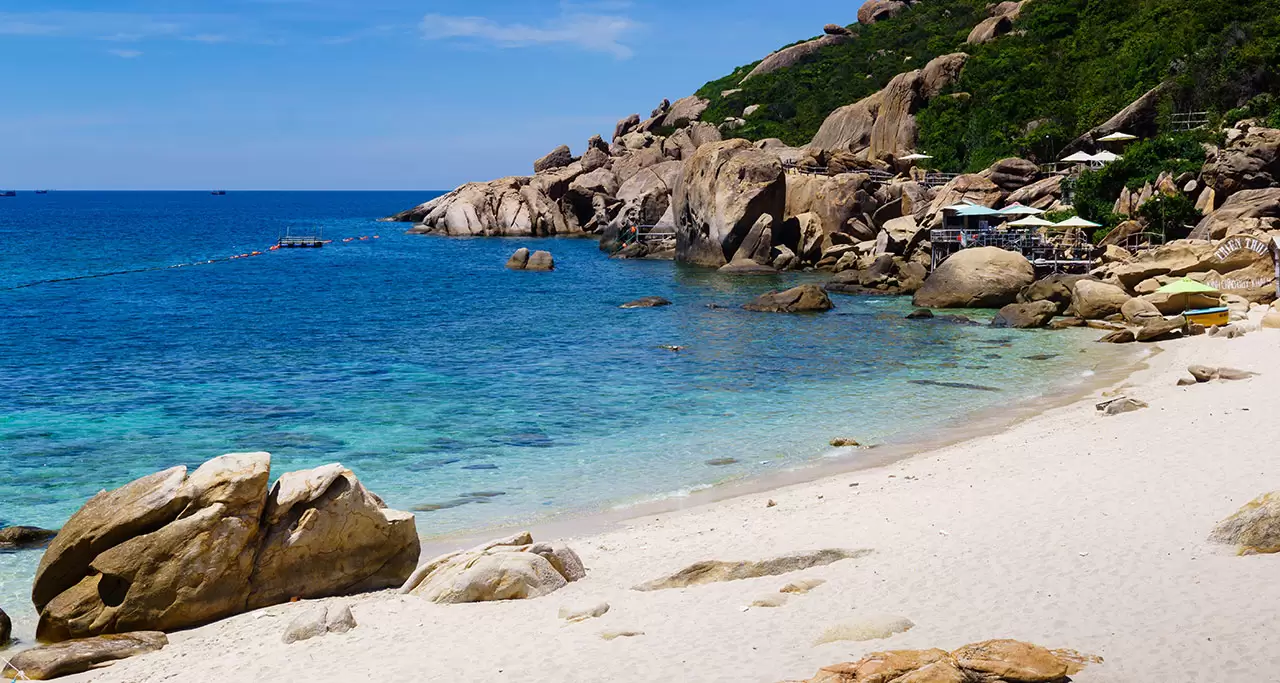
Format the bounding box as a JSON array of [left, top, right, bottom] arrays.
[[211, 190, 227, 196], [0, 190, 15, 197], [35, 189, 49, 194]]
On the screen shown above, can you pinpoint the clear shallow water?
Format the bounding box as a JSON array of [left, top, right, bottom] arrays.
[[1, 191, 1110, 646]]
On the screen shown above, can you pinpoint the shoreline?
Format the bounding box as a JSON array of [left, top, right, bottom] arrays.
[[66, 321, 1280, 682], [416, 332, 1146, 558]]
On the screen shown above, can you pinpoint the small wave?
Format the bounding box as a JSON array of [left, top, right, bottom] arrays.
[[610, 483, 715, 510]]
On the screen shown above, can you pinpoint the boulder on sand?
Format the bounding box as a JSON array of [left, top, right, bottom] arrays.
[[33, 453, 418, 642], [913, 247, 1035, 308], [1210, 491, 1280, 554], [401, 532, 585, 604], [633, 548, 870, 591], [673, 140, 785, 268], [1, 632, 168, 680], [1071, 280, 1132, 320], [742, 284, 834, 313], [793, 639, 1096, 683]]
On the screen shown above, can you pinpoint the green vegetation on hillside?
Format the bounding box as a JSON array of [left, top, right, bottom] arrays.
[[693, 0, 1280, 170]]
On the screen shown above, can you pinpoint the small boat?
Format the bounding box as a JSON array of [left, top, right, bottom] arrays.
[[0, 191, 15, 197], [34, 189, 49, 194], [1184, 306, 1229, 327], [211, 190, 227, 196]]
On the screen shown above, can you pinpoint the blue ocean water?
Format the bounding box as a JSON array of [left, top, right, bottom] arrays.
[[0, 191, 1114, 645]]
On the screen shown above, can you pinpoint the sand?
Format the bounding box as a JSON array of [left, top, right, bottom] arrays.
[[62, 320, 1280, 683]]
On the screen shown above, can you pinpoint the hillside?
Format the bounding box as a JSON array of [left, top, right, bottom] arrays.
[[695, 0, 1280, 172]]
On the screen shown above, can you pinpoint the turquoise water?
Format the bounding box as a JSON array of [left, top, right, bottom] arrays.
[[0, 191, 1110, 646]]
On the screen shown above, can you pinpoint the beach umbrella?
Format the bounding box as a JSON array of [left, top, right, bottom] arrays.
[[1006, 215, 1055, 227], [1053, 216, 1102, 229], [1156, 277, 1220, 315], [1092, 150, 1122, 163], [1098, 132, 1137, 142], [899, 153, 933, 161], [1061, 151, 1095, 163], [999, 204, 1046, 215]]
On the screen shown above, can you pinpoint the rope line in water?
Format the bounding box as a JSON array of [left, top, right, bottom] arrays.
[[1, 235, 381, 292]]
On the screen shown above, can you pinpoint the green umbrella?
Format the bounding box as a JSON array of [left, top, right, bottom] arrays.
[[1156, 278, 1219, 294], [1156, 278, 1220, 315]]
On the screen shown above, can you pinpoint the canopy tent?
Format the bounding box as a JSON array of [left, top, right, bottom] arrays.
[[953, 205, 1002, 216], [1054, 216, 1102, 228], [1061, 151, 1096, 163], [1098, 132, 1137, 142], [1092, 150, 1122, 163], [998, 204, 1046, 215], [899, 153, 933, 161], [1006, 215, 1055, 227]]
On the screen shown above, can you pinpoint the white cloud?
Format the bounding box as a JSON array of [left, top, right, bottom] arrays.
[[421, 11, 638, 59], [108, 48, 143, 58]]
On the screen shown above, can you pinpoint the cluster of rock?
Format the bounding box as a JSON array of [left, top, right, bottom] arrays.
[[791, 639, 1100, 683], [31, 453, 419, 642], [505, 247, 554, 271], [1211, 490, 1280, 555]]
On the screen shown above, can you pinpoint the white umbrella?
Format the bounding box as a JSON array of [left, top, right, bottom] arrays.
[[1098, 132, 1137, 142], [899, 153, 933, 161], [1006, 215, 1055, 227], [1054, 216, 1102, 228], [999, 204, 1045, 215], [1061, 151, 1096, 163], [1092, 150, 1122, 163]]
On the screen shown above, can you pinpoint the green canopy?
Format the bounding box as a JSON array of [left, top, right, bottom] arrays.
[[1156, 278, 1220, 295]]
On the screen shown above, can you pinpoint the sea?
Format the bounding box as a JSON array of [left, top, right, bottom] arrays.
[[0, 190, 1124, 646]]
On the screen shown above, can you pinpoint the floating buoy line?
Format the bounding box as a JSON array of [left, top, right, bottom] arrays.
[[2, 235, 381, 292]]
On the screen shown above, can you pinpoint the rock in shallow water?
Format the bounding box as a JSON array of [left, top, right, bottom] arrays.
[[0, 525, 59, 550], [2, 632, 168, 680], [742, 284, 833, 313], [620, 296, 672, 309]]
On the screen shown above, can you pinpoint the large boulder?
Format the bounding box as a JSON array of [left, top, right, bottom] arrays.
[[742, 31, 855, 81], [601, 161, 683, 252], [809, 53, 968, 159], [1018, 273, 1090, 314], [661, 95, 710, 129], [401, 533, 585, 604], [661, 122, 723, 160], [1065, 82, 1170, 153], [1098, 237, 1274, 289], [33, 453, 418, 642], [924, 174, 1003, 228], [532, 144, 574, 173], [673, 139, 786, 267], [1201, 124, 1280, 200], [1211, 492, 1280, 554], [1071, 279, 1132, 320], [1188, 188, 1280, 241], [1, 632, 168, 680], [966, 14, 1013, 44], [913, 247, 1035, 308], [612, 146, 667, 184], [858, 0, 909, 24], [980, 157, 1039, 191], [613, 114, 640, 143], [742, 284, 835, 313], [1005, 175, 1064, 210], [245, 464, 420, 609]]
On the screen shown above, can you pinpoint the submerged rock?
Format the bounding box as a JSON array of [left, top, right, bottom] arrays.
[[620, 296, 672, 309], [632, 548, 871, 591], [990, 301, 1057, 329], [2, 632, 168, 680], [0, 525, 58, 550]]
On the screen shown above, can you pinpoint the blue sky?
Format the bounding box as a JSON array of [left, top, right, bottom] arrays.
[[1, 1, 850, 190]]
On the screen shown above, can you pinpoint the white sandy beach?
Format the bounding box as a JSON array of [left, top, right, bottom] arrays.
[[69, 324, 1278, 683]]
